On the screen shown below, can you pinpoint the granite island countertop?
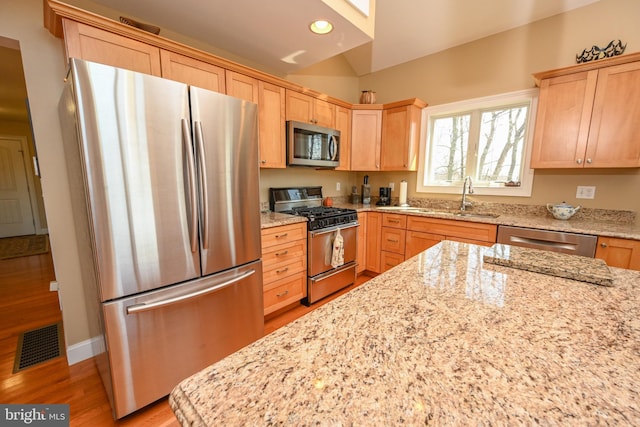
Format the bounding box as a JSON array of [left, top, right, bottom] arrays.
[[169, 241, 640, 425]]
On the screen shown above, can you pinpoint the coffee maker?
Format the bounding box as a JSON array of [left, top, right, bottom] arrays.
[[376, 187, 391, 206]]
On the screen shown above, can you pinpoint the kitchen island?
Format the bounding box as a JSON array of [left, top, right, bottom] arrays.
[[169, 241, 640, 425]]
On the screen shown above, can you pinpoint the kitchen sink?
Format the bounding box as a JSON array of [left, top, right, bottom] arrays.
[[376, 206, 499, 219], [454, 212, 500, 219]]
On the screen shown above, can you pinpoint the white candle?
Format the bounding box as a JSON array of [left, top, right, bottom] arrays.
[[399, 180, 408, 206]]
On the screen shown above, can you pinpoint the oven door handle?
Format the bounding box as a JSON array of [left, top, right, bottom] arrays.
[[309, 222, 359, 237]]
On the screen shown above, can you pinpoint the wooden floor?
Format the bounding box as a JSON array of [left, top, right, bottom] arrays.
[[0, 250, 370, 426]]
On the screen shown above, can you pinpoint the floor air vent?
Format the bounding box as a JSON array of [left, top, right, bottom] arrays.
[[13, 322, 65, 373]]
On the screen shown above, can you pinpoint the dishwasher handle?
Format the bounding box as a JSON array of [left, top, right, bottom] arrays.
[[126, 269, 256, 314]]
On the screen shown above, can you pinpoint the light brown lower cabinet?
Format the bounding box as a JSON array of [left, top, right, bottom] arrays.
[[261, 223, 307, 315], [363, 213, 498, 274], [356, 213, 367, 274], [595, 236, 640, 271]]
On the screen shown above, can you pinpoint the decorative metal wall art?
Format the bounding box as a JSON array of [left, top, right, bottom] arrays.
[[576, 40, 626, 64]]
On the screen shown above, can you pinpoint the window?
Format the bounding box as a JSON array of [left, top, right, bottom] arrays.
[[417, 89, 538, 197]]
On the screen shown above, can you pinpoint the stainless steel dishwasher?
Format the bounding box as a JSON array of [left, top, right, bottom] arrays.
[[496, 225, 598, 257]]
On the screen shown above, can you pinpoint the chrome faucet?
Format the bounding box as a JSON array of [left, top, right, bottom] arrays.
[[460, 176, 474, 211]]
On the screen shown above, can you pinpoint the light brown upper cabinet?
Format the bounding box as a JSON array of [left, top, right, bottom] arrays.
[[161, 51, 226, 93], [63, 20, 162, 76], [285, 90, 335, 128], [225, 71, 258, 102], [350, 107, 383, 171], [258, 81, 287, 168], [531, 54, 640, 168], [226, 71, 286, 169], [381, 99, 426, 171], [335, 106, 352, 171], [350, 99, 426, 171]]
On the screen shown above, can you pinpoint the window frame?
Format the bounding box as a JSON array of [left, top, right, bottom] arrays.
[[417, 89, 538, 197]]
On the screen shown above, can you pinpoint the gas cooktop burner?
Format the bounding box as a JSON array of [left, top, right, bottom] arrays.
[[269, 187, 358, 231], [282, 206, 358, 231]]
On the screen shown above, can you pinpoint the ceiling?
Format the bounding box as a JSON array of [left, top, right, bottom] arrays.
[[86, 0, 600, 76], [1, 0, 600, 121]]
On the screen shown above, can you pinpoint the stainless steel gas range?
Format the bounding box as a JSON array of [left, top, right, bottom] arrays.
[[269, 187, 359, 305]]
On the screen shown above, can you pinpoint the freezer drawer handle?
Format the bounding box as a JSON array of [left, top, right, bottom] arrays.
[[182, 119, 198, 253], [126, 269, 256, 314]]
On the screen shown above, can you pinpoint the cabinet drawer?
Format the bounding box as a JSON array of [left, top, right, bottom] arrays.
[[262, 240, 306, 272], [381, 227, 406, 254], [381, 251, 405, 272], [261, 223, 306, 247], [406, 216, 497, 243], [263, 271, 306, 315], [382, 213, 407, 229], [262, 241, 306, 284]]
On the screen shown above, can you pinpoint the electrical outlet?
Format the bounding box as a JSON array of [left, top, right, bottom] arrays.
[[576, 185, 596, 199], [389, 182, 395, 191], [336, 182, 341, 191]]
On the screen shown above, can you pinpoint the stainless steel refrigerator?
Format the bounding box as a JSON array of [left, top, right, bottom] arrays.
[[59, 58, 264, 418]]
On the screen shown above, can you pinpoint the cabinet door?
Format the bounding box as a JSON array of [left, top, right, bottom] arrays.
[[530, 71, 597, 168], [586, 62, 640, 167], [160, 50, 225, 92], [365, 212, 382, 273], [258, 81, 286, 168], [226, 71, 259, 103], [335, 106, 352, 171], [381, 105, 421, 171], [595, 236, 640, 271], [63, 20, 161, 76], [314, 99, 336, 128], [405, 230, 443, 258], [356, 213, 367, 274], [351, 109, 382, 171], [286, 90, 314, 123]]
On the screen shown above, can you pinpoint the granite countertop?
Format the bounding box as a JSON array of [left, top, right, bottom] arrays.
[[335, 202, 640, 241], [260, 211, 307, 229], [169, 241, 640, 425]]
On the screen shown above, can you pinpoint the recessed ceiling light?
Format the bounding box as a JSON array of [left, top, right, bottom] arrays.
[[309, 20, 333, 35]]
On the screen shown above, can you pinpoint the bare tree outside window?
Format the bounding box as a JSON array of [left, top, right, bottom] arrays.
[[477, 105, 528, 183], [419, 89, 536, 197]]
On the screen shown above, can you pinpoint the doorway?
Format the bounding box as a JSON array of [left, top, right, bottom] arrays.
[[0, 35, 62, 377]]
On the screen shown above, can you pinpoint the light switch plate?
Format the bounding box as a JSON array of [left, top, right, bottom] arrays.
[[576, 185, 596, 199], [336, 182, 341, 191], [389, 182, 395, 191]]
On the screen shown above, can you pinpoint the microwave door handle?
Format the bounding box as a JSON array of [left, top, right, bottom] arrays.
[[182, 119, 198, 253], [194, 121, 210, 250], [329, 134, 338, 161]]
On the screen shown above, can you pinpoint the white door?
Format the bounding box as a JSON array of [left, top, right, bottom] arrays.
[[0, 137, 35, 237]]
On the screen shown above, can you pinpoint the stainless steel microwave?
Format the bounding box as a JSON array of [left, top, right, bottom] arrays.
[[286, 121, 340, 168]]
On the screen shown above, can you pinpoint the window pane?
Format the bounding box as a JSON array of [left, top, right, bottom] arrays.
[[429, 114, 470, 183], [477, 105, 528, 183]]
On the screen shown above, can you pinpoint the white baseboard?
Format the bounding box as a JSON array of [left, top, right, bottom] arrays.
[[66, 335, 105, 365]]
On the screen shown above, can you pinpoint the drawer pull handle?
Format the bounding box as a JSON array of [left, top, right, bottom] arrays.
[[600, 242, 608, 248], [275, 233, 288, 238], [276, 267, 289, 274], [388, 219, 400, 223], [276, 290, 289, 297], [387, 239, 399, 243], [275, 250, 289, 256]]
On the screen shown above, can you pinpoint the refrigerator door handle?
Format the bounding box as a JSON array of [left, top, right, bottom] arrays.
[[182, 118, 198, 253], [194, 120, 210, 249], [126, 268, 256, 314]]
